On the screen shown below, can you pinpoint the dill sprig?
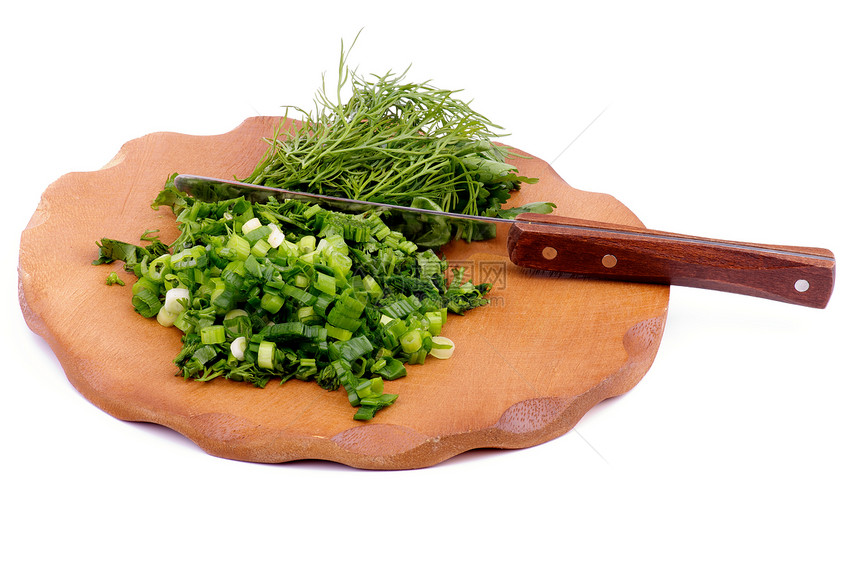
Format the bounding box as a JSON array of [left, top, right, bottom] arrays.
[[243, 38, 545, 219]]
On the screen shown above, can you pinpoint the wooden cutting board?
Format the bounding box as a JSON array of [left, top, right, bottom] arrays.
[[18, 116, 669, 469]]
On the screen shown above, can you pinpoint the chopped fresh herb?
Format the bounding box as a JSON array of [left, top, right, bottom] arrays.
[[95, 190, 491, 420], [92, 237, 169, 270], [106, 272, 125, 286]]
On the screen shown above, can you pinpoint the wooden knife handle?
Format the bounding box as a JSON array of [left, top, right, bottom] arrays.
[[507, 213, 836, 308]]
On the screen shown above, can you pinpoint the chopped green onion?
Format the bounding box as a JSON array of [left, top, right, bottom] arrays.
[[326, 311, 361, 333], [157, 305, 180, 327], [230, 336, 247, 360], [131, 277, 159, 296], [164, 287, 190, 314], [260, 292, 285, 314], [294, 273, 310, 289], [257, 340, 277, 369], [201, 325, 226, 345], [426, 311, 444, 336], [362, 275, 382, 300], [243, 253, 262, 278], [97, 180, 493, 420], [329, 335, 374, 362], [334, 294, 365, 319], [244, 225, 271, 244], [429, 336, 455, 359], [355, 378, 375, 399], [279, 239, 299, 258], [147, 253, 172, 282], [374, 357, 407, 380], [173, 310, 194, 333], [296, 358, 317, 380], [132, 289, 161, 318], [241, 217, 262, 235], [282, 284, 316, 307], [171, 245, 206, 269], [226, 233, 251, 260], [106, 272, 125, 286], [267, 223, 285, 248], [302, 204, 322, 220], [296, 306, 317, 323], [315, 272, 337, 296], [325, 323, 353, 342], [327, 251, 352, 280], [298, 235, 316, 254], [223, 309, 250, 336], [399, 329, 423, 354], [250, 239, 271, 258]]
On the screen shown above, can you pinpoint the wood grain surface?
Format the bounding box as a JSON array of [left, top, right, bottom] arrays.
[[18, 116, 670, 469]]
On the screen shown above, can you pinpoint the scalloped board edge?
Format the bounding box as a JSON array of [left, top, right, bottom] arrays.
[[18, 116, 670, 470]]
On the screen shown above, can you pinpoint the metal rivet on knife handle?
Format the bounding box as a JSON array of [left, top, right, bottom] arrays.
[[602, 254, 617, 269], [542, 247, 558, 260]]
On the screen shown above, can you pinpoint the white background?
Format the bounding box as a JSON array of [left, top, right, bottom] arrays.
[[3, 1, 858, 568]]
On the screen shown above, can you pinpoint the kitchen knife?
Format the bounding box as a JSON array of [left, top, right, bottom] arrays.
[[173, 174, 835, 309]]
